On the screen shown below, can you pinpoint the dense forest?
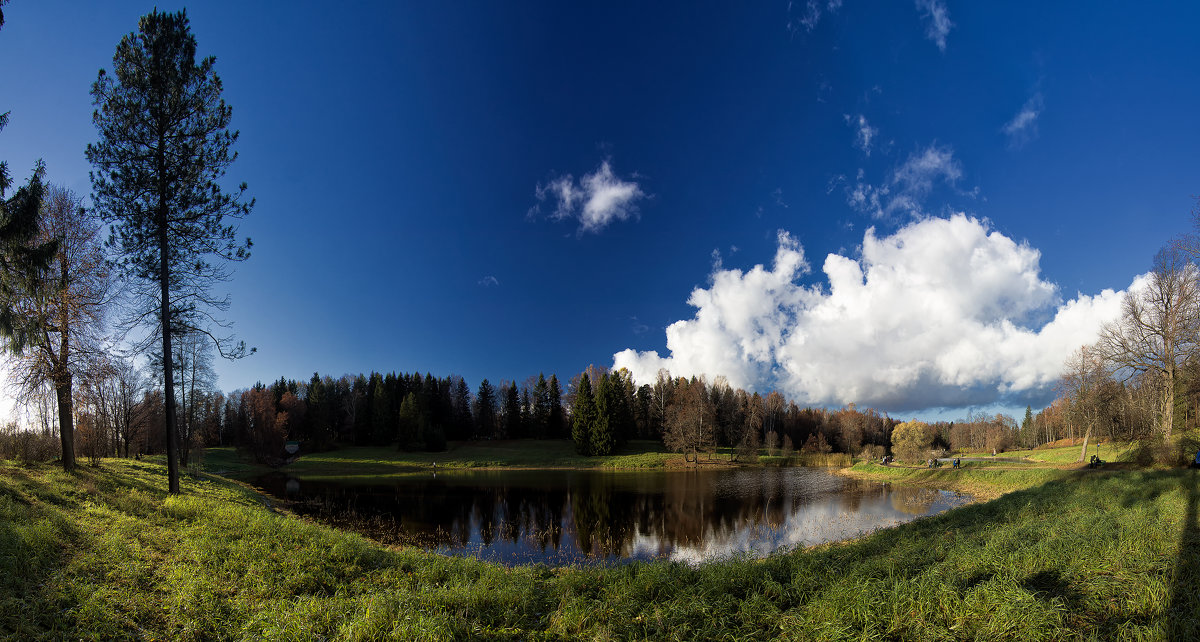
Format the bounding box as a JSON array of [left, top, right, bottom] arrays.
[[6, 240, 1200, 467], [4, 343, 1186, 468]]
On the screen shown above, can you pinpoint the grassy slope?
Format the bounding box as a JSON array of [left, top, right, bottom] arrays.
[[841, 461, 1075, 500], [3, 458, 1198, 640], [1022, 442, 1141, 464]]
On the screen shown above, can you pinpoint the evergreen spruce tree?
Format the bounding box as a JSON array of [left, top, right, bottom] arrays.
[[371, 374, 391, 445], [548, 374, 564, 438], [635, 384, 654, 439], [352, 374, 370, 444], [451, 376, 473, 440], [521, 388, 533, 438], [423, 373, 443, 436], [608, 369, 635, 446], [571, 373, 596, 455], [392, 374, 418, 448], [474, 379, 497, 439], [384, 372, 401, 441], [501, 382, 521, 439], [533, 373, 550, 439], [397, 392, 421, 450], [307, 372, 332, 446], [591, 373, 615, 456]]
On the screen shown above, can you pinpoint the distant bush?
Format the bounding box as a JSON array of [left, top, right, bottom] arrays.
[[801, 432, 832, 454], [794, 452, 852, 467], [0, 426, 61, 464], [764, 431, 779, 457], [858, 444, 886, 461], [1131, 433, 1200, 466]]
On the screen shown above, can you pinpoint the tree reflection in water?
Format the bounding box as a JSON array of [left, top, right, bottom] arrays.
[[253, 468, 969, 566]]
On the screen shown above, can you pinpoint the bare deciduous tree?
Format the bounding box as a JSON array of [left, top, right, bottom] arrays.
[[1059, 345, 1107, 461], [81, 354, 145, 458], [5, 185, 110, 471], [171, 331, 215, 467], [1097, 247, 1200, 439], [664, 377, 715, 462]]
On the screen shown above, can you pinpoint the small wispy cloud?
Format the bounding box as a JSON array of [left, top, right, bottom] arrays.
[[478, 275, 500, 287], [787, 0, 843, 35], [530, 160, 645, 235], [1002, 93, 1044, 149], [847, 144, 963, 219], [915, 0, 953, 52], [772, 187, 789, 209], [844, 113, 878, 156], [630, 316, 650, 335]]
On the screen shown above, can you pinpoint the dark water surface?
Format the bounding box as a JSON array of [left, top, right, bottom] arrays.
[[251, 467, 969, 566]]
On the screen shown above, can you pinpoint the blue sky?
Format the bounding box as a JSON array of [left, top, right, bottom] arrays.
[[2, 1, 1199, 420]]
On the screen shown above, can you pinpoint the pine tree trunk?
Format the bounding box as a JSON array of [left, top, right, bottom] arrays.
[[158, 173, 179, 494]]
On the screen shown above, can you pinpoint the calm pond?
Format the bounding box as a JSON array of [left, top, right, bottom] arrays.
[[251, 467, 970, 566]]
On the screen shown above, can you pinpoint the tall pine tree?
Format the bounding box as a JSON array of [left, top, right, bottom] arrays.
[[87, 10, 252, 493]]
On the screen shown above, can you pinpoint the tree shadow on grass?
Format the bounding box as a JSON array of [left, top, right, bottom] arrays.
[[0, 477, 75, 637], [1168, 470, 1200, 642], [1020, 569, 1085, 611]]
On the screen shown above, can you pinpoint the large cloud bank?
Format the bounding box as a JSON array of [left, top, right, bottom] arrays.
[[613, 214, 1130, 412]]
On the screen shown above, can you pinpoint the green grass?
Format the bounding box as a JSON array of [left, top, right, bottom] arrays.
[[1022, 441, 1141, 464], [198, 440, 750, 480], [2, 457, 1198, 639], [843, 461, 1079, 499]]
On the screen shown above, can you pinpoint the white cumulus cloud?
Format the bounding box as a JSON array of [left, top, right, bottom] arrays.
[[531, 160, 645, 235], [614, 214, 1130, 413], [915, 0, 953, 52]]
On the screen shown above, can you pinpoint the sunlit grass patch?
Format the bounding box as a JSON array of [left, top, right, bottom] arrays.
[[1022, 441, 1141, 464], [1, 456, 1196, 639]]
